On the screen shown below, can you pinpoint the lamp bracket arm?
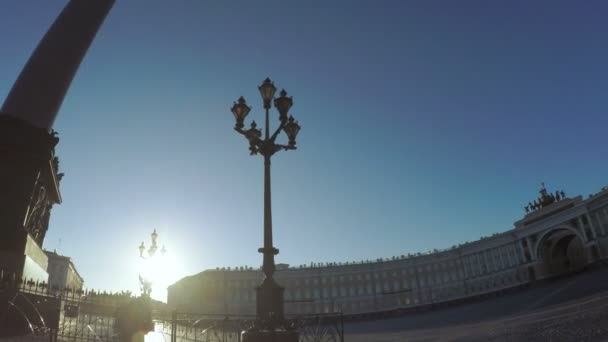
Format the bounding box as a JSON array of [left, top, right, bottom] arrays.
[[235, 127, 264, 147], [275, 144, 296, 151], [251, 137, 264, 148], [269, 120, 286, 143]]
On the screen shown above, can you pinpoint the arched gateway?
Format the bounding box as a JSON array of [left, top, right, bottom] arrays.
[[536, 227, 587, 276]]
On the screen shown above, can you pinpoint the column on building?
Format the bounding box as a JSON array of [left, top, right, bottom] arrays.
[[517, 240, 526, 263], [603, 208, 608, 233], [506, 245, 514, 266], [476, 253, 483, 275], [414, 267, 422, 304], [499, 246, 507, 269], [578, 216, 590, 242], [486, 250, 494, 273], [586, 213, 598, 239], [595, 212, 606, 236], [491, 249, 499, 271], [470, 255, 477, 276], [525, 236, 534, 261], [489, 249, 497, 271]]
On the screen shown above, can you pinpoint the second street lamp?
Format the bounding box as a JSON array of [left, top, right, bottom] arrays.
[[138, 229, 166, 298], [230, 78, 301, 341]]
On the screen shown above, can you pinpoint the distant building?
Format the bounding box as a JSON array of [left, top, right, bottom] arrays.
[[45, 250, 84, 292], [168, 184, 608, 315]]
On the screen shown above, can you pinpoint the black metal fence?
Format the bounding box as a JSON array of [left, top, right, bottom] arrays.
[[156, 311, 344, 342], [1, 273, 124, 341], [1, 273, 344, 342]]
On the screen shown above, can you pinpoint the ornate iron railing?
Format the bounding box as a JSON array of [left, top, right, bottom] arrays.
[[1, 271, 344, 342]]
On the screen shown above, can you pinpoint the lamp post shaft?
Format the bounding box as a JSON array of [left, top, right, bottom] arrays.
[[263, 155, 275, 278]]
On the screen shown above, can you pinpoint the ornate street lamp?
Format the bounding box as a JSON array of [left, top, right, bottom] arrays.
[[138, 229, 166, 298], [230, 78, 301, 341]]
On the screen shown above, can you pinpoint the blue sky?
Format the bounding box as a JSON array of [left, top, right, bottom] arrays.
[[2, 1, 607, 301]]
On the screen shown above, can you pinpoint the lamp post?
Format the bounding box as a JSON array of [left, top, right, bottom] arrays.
[[138, 229, 166, 298], [230, 78, 301, 341]]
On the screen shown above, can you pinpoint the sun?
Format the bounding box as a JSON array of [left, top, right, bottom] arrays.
[[137, 251, 183, 302]]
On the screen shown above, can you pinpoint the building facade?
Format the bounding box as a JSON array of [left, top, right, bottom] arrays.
[[168, 185, 608, 315], [45, 250, 84, 292]]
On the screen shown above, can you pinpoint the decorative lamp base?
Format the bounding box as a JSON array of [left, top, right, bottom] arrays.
[[256, 277, 285, 321]]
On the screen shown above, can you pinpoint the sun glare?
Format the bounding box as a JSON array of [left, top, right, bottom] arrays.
[[136, 249, 183, 302]]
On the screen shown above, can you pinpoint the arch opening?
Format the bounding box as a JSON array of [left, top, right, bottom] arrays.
[[538, 229, 586, 277]]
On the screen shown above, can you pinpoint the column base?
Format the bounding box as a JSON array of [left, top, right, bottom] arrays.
[[241, 329, 299, 342], [256, 278, 285, 322]]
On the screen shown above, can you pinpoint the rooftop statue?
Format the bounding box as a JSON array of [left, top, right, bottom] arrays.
[[524, 183, 566, 214]]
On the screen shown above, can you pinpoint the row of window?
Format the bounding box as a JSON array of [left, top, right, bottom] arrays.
[[212, 260, 465, 291], [463, 244, 520, 278]]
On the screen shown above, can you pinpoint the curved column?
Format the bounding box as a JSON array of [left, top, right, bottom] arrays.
[[1, 0, 115, 129]]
